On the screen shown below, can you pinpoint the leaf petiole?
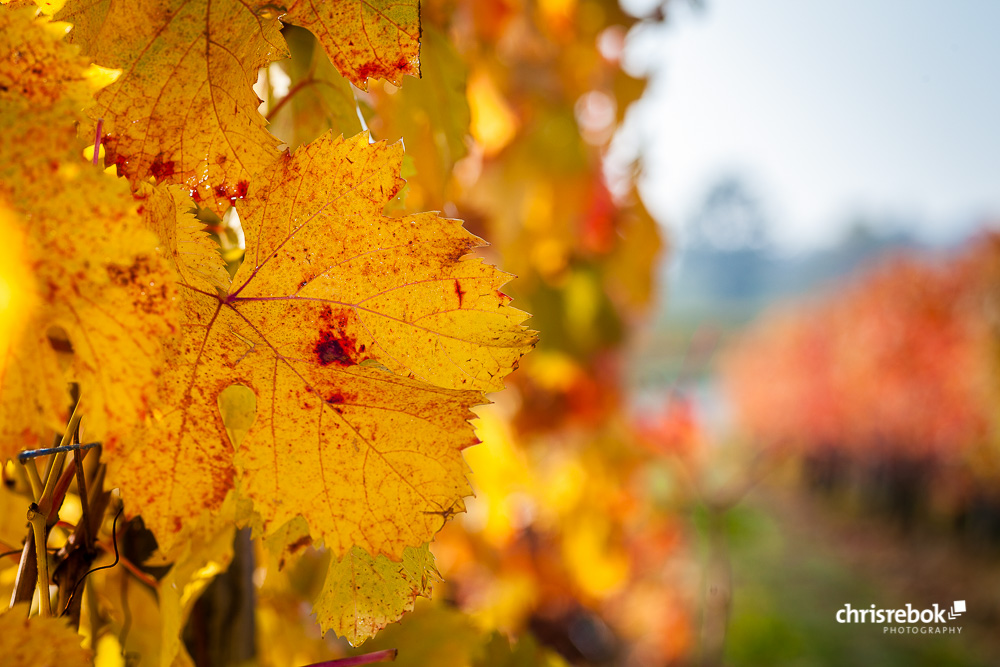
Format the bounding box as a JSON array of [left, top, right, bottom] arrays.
[[37, 399, 83, 517], [92, 118, 103, 167], [72, 447, 92, 551], [21, 459, 43, 502]]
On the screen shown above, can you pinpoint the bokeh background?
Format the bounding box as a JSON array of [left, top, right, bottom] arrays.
[[3, 0, 999, 665], [345, 1, 1000, 665], [69, 0, 998, 665]]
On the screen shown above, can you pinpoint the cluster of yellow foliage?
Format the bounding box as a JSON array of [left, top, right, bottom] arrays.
[[0, 0, 682, 664], [0, 0, 537, 661]]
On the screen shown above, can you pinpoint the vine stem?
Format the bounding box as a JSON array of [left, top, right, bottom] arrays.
[[26, 505, 50, 616], [38, 399, 83, 516], [265, 77, 315, 121], [22, 459, 43, 501], [72, 447, 91, 550], [300, 649, 398, 666], [17, 400, 85, 615]]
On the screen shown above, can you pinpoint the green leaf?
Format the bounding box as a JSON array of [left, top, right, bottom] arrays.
[[346, 598, 484, 665], [270, 25, 364, 151], [373, 26, 471, 190], [475, 631, 568, 667]]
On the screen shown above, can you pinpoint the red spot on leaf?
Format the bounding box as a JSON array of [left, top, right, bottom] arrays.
[[236, 180, 249, 198], [393, 55, 414, 76], [355, 61, 384, 83], [454, 279, 466, 307], [214, 184, 228, 198], [315, 334, 353, 367], [325, 390, 355, 415], [355, 55, 413, 85], [313, 305, 365, 367], [150, 154, 175, 181]]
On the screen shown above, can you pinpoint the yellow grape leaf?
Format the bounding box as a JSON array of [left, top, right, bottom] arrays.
[[0, 7, 93, 110], [0, 605, 91, 666], [0, 7, 177, 457], [137, 183, 231, 296], [314, 543, 438, 646], [255, 515, 437, 646], [0, 202, 47, 459], [56, 0, 287, 213], [258, 513, 314, 570], [234, 133, 533, 393], [119, 132, 535, 557], [281, 0, 420, 89], [255, 516, 340, 665]]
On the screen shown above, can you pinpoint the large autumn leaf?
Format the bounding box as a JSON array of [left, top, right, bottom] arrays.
[[56, 0, 288, 213], [0, 7, 177, 458], [118, 132, 535, 559], [281, 0, 420, 89]]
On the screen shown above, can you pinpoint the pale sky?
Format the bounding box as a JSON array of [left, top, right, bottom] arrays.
[[618, 0, 1000, 252]]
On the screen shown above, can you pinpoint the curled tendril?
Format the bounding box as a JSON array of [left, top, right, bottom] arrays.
[[61, 506, 124, 617]]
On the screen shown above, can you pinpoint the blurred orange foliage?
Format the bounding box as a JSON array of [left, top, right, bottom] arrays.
[[722, 233, 1000, 468], [394, 1, 700, 664]]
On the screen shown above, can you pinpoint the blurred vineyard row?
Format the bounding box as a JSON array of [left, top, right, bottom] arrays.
[[722, 234, 1000, 535]]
